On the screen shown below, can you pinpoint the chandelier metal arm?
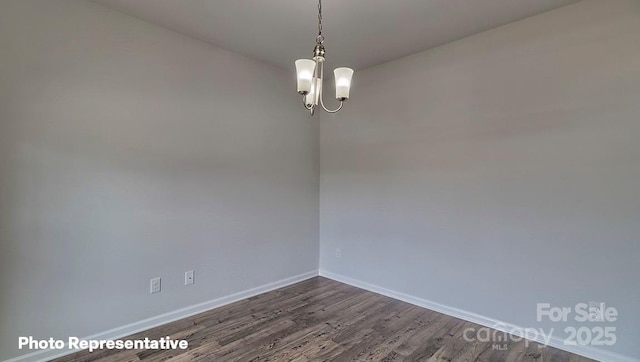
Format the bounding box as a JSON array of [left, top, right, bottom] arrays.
[[316, 56, 343, 113], [303, 97, 313, 110], [303, 96, 315, 115], [320, 95, 343, 113]]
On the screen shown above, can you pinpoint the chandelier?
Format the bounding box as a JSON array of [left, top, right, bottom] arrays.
[[295, 0, 354, 115]]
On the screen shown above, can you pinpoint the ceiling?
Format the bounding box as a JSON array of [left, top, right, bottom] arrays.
[[92, 0, 581, 71]]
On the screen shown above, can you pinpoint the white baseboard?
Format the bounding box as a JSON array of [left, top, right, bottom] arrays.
[[9, 269, 636, 362], [319, 269, 638, 362], [6, 270, 318, 362]]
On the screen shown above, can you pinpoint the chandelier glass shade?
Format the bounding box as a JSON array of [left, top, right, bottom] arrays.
[[295, 0, 354, 115]]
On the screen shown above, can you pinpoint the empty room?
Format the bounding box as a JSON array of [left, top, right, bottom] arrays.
[[1, 0, 638, 361]]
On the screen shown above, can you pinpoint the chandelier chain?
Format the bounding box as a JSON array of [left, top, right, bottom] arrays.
[[317, 0, 323, 38]]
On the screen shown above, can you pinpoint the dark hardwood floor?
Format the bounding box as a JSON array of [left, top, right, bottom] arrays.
[[54, 277, 594, 361]]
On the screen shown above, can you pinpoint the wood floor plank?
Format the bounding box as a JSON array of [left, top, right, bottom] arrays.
[[53, 277, 596, 362], [403, 317, 468, 360]]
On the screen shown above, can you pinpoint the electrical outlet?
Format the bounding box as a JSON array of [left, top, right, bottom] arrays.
[[336, 248, 341, 258], [150, 277, 161, 294], [185, 270, 194, 286]]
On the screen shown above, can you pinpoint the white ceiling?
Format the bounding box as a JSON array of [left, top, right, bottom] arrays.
[[92, 0, 581, 71]]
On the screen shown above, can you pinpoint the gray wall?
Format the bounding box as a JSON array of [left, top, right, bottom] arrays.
[[0, 1, 318, 360], [320, 0, 640, 359]]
